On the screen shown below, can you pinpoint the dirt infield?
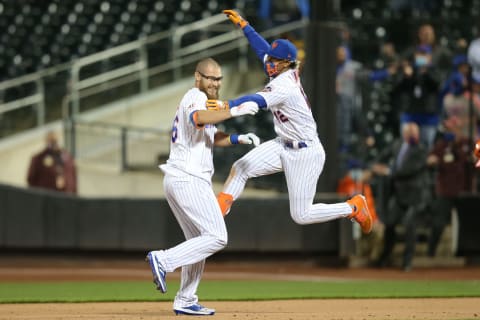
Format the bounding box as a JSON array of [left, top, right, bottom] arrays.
[[1, 299, 479, 320], [1, 255, 479, 320]]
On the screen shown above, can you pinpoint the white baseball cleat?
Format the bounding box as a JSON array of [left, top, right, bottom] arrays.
[[174, 304, 215, 316], [145, 251, 167, 293]]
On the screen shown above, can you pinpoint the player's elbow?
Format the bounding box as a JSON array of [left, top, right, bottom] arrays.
[[291, 213, 310, 225]]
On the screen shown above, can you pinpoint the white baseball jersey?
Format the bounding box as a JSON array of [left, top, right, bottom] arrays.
[[160, 87, 217, 182], [156, 87, 227, 309], [257, 69, 318, 143], [223, 68, 352, 224]]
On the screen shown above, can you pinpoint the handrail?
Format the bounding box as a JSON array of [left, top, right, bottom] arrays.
[[74, 61, 146, 91], [0, 93, 42, 114], [74, 118, 168, 134], [175, 30, 243, 57], [0, 61, 71, 91], [0, 12, 307, 140], [74, 33, 166, 68], [72, 119, 171, 170]]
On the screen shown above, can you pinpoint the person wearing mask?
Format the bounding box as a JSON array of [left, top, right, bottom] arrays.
[[393, 45, 442, 149]]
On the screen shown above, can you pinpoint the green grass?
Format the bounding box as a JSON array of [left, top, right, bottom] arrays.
[[1, 280, 479, 303]]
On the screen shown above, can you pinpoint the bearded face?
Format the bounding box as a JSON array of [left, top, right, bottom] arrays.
[[195, 66, 222, 99]]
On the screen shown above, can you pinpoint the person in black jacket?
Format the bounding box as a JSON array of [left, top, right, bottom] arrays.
[[393, 44, 442, 149], [370, 122, 430, 271]]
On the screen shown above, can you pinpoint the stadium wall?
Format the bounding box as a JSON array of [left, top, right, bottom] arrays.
[[0, 183, 353, 256]]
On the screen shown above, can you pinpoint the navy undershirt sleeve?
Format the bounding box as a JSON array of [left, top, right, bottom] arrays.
[[243, 25, 269, 62], [229, 94, 267, 109]]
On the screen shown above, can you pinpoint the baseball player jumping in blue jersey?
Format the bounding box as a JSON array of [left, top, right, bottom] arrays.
[[213, 10, 373, 234]]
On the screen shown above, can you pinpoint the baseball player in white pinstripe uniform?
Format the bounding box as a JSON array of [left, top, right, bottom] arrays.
[[146, 58, 260, 316], [214, 10, 373, 233]]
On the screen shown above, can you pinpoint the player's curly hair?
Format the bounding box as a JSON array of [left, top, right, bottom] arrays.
[[289, 60, 300, 70]]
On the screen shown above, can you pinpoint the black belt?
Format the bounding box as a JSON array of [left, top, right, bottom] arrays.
[[284, 141, 308, 149]]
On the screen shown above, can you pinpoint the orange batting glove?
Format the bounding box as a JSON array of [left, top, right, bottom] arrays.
[[223, 9, 248, 29], [206, 99, 230, 111]]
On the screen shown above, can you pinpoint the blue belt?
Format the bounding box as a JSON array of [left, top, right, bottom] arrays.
[[285, 141, 308, 149]]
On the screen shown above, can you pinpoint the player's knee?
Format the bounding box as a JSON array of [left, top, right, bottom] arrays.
[[232, 159, 248, 176], [213, 237, 227, 251], [228, 165, 237, 177], [211, 234, 228, 251]]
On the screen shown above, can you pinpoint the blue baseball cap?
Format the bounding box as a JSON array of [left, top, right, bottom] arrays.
[[267, 39, 297, 62]]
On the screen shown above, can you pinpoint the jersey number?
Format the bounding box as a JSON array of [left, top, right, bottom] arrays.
[[273, 110, 289, 122], [171, 115, 179, 143]]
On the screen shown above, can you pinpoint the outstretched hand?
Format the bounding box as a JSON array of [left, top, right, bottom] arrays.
[[223, 9, 248, 29], [230, 101, 259, 117]]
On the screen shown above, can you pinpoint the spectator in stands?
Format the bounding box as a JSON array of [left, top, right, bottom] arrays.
[[441, 35, 480, 139], [468, 26, 480, 83], [379, 42, 400, 69], [336, 45, 371, 161], [370, 122, 430, 271], [442, 60, 480, 139], [426, 128, 478, 257], [403, 24, 452, 76], [393, 43, 442, 149], [336, 43, 398, 175], [440, 54, 469, 98], [468, 31, 480, 127], [27, 131, 77, 194]]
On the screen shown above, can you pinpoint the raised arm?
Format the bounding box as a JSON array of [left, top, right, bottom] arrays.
[[223, 10, 270, 62]]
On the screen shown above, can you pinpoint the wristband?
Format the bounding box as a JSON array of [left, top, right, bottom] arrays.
[[229, 134, 239, 144]]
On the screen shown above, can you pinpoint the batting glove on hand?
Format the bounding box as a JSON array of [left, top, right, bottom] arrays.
[[223, 9, 248, 29], [238, 133, 261, 147], [206, 99, 229, 111], [230, 101, 259, 117]]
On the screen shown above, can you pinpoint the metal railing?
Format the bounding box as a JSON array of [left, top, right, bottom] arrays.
[[71, 119, 171, 171], [1, 13, 307, 172], [0, 13, 247, 136], [0, 14, 307, 135]]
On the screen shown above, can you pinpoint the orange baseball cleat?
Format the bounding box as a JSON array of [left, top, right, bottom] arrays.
[[347, 194, 373, 234], [217, 192, 233, 216]]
